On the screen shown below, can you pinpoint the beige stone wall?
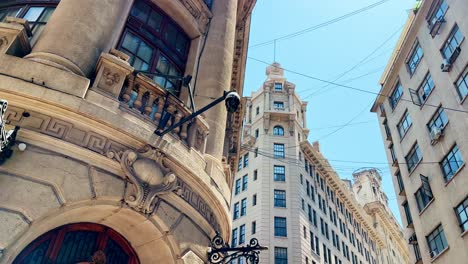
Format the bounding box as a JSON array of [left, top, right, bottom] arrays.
[[0, 0, 256, 262]]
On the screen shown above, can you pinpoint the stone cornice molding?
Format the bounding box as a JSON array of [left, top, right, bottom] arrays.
[[300, 141, 386, 248]]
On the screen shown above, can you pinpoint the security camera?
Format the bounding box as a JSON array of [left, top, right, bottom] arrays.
[[225, 91, 241, 113]]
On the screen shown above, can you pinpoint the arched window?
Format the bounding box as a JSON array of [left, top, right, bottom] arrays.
[[14, 223, 139, 264], [273, 125, 284, 136], [118, 0, 190, 96]]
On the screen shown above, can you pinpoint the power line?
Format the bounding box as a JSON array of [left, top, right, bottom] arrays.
[[317, 101, 374, 141], [300, 24, 404, 99], [247, 56, 468, 114], [249, 0, 392, 49], [244, 146, 445, 166], [310, 120, 375, 130]]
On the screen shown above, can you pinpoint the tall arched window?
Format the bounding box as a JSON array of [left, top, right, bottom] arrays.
[[118, 0, 190, 96], [13, 223, 139, 264], [273, 125, 284, 136]]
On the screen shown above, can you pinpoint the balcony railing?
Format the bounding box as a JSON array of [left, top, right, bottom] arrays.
[[119, 73, 209, 152]]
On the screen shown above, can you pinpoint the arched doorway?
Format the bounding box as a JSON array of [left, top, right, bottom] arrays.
[[13, 223, 139, 264]]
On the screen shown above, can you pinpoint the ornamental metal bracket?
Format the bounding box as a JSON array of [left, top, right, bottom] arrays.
[[207, 231, 268, 264], [0, 100, 19, 165]]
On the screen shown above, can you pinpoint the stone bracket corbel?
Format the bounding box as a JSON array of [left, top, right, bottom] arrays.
[[0, 17, 32, 56], [92, 48, 134, 99]]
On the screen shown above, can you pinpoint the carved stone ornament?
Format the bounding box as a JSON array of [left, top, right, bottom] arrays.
[[107, 145, 177, 214]]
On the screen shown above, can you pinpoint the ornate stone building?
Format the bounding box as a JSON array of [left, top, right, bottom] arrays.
[[231, 63, 409, 264], [0, 0, 255, 263]]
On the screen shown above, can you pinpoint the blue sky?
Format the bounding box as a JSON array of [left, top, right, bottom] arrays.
[[244, 0, 416, 224]]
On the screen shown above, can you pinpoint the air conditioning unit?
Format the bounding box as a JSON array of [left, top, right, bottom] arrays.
[[430, 126, 443, 142], [441, 59, 451, 72]]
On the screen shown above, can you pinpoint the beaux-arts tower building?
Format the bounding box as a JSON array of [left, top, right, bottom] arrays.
[[231, 63, 409, 264]]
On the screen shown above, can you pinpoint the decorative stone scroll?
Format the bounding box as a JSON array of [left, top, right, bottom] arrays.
[[108, 145, 177, 215]]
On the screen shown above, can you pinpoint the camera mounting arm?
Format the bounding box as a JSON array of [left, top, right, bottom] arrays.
[[155, 90, 239, 136]]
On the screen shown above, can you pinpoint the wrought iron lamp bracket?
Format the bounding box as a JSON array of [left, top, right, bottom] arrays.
[[207, 231, 268, 264]]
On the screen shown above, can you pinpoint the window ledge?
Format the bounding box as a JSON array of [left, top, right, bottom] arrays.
[[460, 94, 468, 105], [461, 229, 468, 238], [444, 163, 465, 186], [418, 198, 435, 216], [430, 246, 449, 262]]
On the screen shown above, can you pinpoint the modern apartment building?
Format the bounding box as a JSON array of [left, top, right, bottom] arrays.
[[231, 63, 409, 264], [0, 0, 255, 263], [371, 0, 468, 263]]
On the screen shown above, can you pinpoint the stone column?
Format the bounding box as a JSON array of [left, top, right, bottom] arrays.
[[194, 0, 238, 161], [25, 0, 131, 77]]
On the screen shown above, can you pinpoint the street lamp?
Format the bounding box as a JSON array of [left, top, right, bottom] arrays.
[[0, 100, 20, 165], [207, 231, 268, 264], [135, 71, 241, 137]]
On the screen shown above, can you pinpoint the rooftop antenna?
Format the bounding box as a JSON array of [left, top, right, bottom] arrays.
[[273, 39, 277, 62]]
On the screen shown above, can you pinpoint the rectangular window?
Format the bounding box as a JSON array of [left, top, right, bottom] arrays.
[[413, 243, 422, 261], [275, 83, 283, 91], [274, 247, 287, 264], [426, 225, 448, 257], [255, 129, 259, 138], [241, 198, 247, 216], [254, 148, 258, 158], [235, 179, 241, 195], [396, 171, 405, 193], [455, 197, 468, 232], [253, 194, 257, 206], [237, 158, 242, 171], [384, 119, 391, 139], [414, 175, 433, 211], [252, 221, 257, 234], [302, 199, 305, 210], [389, 144, 397, 164], [313, 209, 317, 227], [308, 205, 312, 222], [243, 153, 249, 167], [242, 175, 248, 191], [274, 190, 286, 207], [440, 144, 464, 182], [300, 174, 303, 185], [389, 82, 403, 110], [397, 111, 412, 138], [417, 73, 435, 103], [405, 143, 422, 172], [274, 101, 285, 109], [239, 224, 245, 244], [274, 165, 286, 181], [274, 217, 287, 237], [306, 180, 310, 196], [254, 170, 258, 181], [441, 25, 464, 62], [455, 68, 468, 100], [274, 143, 285, 158], [403, 201, 413, 226], [427, 0, 448, 30], [427, 106, 448, 132], [256, 107, 260, 115], [407, 42, 423, 75], [231, 228, 238, 247], [233, 202, 240, 220]]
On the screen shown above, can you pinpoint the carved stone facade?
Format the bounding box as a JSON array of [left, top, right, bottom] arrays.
[[0, 0, 255, 263]]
